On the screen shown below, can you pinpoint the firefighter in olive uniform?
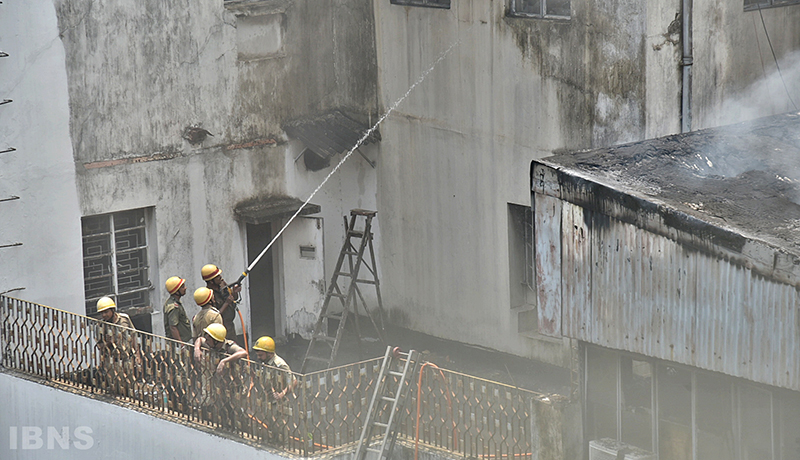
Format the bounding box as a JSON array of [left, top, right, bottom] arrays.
[[191, 287, 222, 339], [163, 276, 191, 343], [201, 264, 242, 343], [253, 336, 297, 400], [95, 296, 141, 392], [194, 323, 247, 374]]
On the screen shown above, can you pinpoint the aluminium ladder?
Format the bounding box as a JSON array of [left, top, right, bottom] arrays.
[[301, 209, 386, 373], [354, 346, 420, 460]]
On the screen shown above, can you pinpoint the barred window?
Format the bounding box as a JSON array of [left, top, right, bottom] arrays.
[[508, 203, 535, 305], [509, 0, 571, 19], [82, 208, 152, 316], [391, 0, 450, 9]]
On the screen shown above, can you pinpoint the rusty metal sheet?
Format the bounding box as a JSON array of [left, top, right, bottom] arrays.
[[562, 202, 591, 341], [535, 193, 562, 337], [554, 207, 800, 391], [531, 162, 560, 198]]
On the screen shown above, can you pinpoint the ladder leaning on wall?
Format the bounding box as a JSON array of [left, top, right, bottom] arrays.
[[354, 346, 420, 460], [301, 209, 386, 373]]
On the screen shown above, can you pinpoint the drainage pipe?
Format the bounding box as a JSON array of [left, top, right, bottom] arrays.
[[681, 0, 693, 133]]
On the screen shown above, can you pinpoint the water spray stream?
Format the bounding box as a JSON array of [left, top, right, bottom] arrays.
[[232, 34, 465, 287]]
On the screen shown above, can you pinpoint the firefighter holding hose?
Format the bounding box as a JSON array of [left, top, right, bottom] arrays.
[[201, 264, 242, 344]]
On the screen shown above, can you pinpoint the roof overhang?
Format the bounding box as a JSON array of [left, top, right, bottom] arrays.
[[282, 109, 380, 163], [234, 196, 320, 225]]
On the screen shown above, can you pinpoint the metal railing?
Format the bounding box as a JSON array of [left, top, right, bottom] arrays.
[[1, 295, 543, 458]]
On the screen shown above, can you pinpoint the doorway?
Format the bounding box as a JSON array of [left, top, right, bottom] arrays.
[[246, 222, 275, 339]]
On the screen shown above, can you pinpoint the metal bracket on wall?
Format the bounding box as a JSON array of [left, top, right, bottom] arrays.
[[0, 243, 22, 249], [0, 147, 15, 154], [0, 196, 20, 203], [355, 147, 376, 168], [0, 99, 12, 106]]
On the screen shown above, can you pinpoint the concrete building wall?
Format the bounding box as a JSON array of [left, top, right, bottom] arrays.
[[283, 137, 381, 335], [372, 0, 675, 366], [371, 0, 800, 366], [0, 0, 84, 308], [2, 0, 380, 338], [692, 3, 800, 129]]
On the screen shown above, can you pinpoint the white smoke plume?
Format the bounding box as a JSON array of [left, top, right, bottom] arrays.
[[716, 50, 800, 127]]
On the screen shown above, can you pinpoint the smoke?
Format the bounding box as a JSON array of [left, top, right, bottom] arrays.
[[715, 50, 800, 127]]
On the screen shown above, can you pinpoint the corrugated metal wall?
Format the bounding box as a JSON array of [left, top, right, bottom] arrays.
[[555, 201, 800, 392]]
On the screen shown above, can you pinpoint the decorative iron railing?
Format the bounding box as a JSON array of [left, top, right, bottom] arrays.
[[0, 295, 544, 458]]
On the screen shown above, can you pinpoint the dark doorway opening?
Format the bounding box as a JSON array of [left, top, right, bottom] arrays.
[[247, 222, 276, 340]]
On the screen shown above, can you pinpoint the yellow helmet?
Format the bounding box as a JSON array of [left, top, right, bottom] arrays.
[[96, 296, 116, 313], [201, 264, 221, 281], [165, 276, 185, 295], [204, 323, 227, 342], [193, 287, 214, 306], [253, 336, 275, 353]]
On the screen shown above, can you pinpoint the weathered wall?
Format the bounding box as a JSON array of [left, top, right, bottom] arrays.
[[31, 0, 381, 336], [692, 3, 800, 129], [283, 137, 381, 335], [0, 0, 84, 308], [372, 0, 677, 366], [371, 0, 800, 366]]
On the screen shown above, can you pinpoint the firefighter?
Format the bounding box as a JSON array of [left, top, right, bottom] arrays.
[[95, 296, 141, 390], [191, 323, 247, 427], [191, 287, 222, 339], [194, 323, 247, 375], [253, 336, 297, 400], [201, 264, 242, 343], [163, 276, 191, 343], [97, 296, 135, 329]]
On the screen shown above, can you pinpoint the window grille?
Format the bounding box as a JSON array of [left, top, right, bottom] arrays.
[[82, 208, 151, 315]]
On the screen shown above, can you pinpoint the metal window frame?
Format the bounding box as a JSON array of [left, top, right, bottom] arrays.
[[522, 205, 536, 292], [509, 0, 571, 19], [82, 209, 152, 314]]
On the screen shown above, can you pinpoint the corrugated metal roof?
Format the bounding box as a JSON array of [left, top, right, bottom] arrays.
[[532, 112, 800, 391], [534, 111, 800, 287], [282, 109, 381, 160], [555, 206, 800, 391]]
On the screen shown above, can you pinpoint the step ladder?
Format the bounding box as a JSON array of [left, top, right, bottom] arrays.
[[354, 346, 420, 460], [301, 209, 386, 373]]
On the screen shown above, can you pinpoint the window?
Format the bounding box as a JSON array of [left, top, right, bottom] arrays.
[[82, 208, 153, 318], [390, 0, 450, 9], [508, 203, 535, 307], [621, 357, 653, 451], [696, 373, 734, 460], [586, 345, 799, 460], [586, 347, 619, 441], [738, 385, 774, 460], [509, 0, 571, 18], [744, 0, 800, 11]]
